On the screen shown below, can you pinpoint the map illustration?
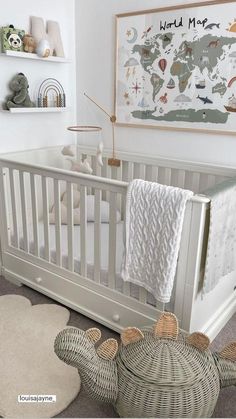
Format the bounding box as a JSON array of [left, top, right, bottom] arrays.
[[116, 3, 236, 132]]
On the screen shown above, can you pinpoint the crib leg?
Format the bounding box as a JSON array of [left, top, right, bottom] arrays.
[[2, 272, 22, 287]]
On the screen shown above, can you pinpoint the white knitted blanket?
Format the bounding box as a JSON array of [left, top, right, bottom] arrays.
[[121, 179, 193, 303]]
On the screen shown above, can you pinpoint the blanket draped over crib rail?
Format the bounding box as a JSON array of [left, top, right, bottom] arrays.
[[203, 177, 236, 294], [121, 179, 193, 303]]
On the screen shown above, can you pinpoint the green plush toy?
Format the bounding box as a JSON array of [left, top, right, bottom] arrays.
[[5, 73, 35, 109]]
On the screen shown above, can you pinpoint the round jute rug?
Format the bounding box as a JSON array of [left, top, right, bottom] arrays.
[[0, 294, 81, 418]]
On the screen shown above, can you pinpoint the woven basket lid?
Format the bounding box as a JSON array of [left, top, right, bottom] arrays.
[[119, 331, 212, 387]]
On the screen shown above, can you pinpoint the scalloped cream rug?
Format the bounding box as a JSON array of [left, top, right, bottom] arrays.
[[0, 295, 81, 418]]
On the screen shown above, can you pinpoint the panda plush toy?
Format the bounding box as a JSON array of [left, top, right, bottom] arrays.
[[1, 25, 25, 52], [7, 32, 23, 50]]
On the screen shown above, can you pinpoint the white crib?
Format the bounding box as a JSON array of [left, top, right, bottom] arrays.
[[0, 145, 235, 339]]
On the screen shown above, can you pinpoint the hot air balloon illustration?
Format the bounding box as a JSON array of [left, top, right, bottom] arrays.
[[158, 58, 167, 74]]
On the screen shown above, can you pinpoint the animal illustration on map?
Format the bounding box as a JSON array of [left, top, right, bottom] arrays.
[[205, 23, 220, 30], [208, 39, 220, 48], [159, 92, 168, 104], [184, 41, 193, 56], [197, 95, 213, 104], [141, 25, 153, 39]]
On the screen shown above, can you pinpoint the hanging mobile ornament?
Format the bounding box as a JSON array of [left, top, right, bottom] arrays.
[[84, 93, 121, 167]]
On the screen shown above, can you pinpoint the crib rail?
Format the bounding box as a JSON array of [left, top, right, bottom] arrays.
[[0, 158, 165, 311], [79, 145, 236, 194]]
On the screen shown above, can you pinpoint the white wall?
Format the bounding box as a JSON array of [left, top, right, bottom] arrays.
[[0, 0, 77, 153], [75, 0, 236, 166]]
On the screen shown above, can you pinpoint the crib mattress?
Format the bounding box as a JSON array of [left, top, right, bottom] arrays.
[[14, 222, 125, 292], [16, 221, 123, 269]]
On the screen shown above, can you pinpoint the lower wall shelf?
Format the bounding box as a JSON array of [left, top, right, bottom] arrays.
[[1, 107, 69, 114]]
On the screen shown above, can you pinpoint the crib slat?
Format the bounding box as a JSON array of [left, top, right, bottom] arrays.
[[158, 167, 171, 185], [0, 167, 10, 247], [96, 163, 102, 177], [139, 287, 147, 304], [121, 161, 131, 295], [121, 161, 129, 219], [206, 174, 216, 189], [191, 172, 201, 193], [19, 171, 29, 253], [145, 165, 153, 182], [54, 179, 62, 267], [184, 171, 193, 190], [111, 166, 118, 180], [170, 169, 179, 187], [108, 191, 117, 289], [101, 158, 108, 200], [42, 176, 50, 261], [67, 182, 74, 272], [91, 155, 97, 176], [184, 171, 200, 193], [94, 189, 101, 282], [165, 168, 172, 185], [123, 281, 131, 296], [91, 156, 97, 195], [133, 162, 140, 179], [30, 173, 39, 257], [177, 169, 186, 189], [9, 169, 19, 248], [199, 173, 216, 193], [134, 162, 144, 179], [111, 165, 122, 213], [80, 185, 87, 277], [122, 161, 130, 182]]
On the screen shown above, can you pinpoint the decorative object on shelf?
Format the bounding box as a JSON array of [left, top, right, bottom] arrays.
[[36, 39, 51, 58], [23, 34, 37, 54], [84, 92, 120, 167], [55, 312, 236, 418], [115, 1, 236, 135], [31, 16, 65, 57], [1, 24, 25, 52], [4, 73, 35, 110], [37, 78, 66, 108]]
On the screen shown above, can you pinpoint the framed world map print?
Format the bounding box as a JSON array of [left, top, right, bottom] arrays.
[[115, 1, 236, 133]]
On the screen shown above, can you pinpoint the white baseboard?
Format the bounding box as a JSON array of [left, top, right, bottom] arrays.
[[201, 292, 236, 340]]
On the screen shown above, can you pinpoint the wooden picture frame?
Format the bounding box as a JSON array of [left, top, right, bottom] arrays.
[[115, 0, 236, 135]]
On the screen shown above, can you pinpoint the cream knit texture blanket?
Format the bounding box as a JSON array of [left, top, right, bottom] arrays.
[[121, 179, 193, 303], [203, 177, 236, 293]]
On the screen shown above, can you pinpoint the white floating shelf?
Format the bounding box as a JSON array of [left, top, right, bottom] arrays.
[[0, 50, 70, 63], [2, 107, 69, 114]]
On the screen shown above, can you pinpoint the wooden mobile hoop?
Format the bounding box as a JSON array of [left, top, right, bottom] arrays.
[[67, 126, 102, 132]]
